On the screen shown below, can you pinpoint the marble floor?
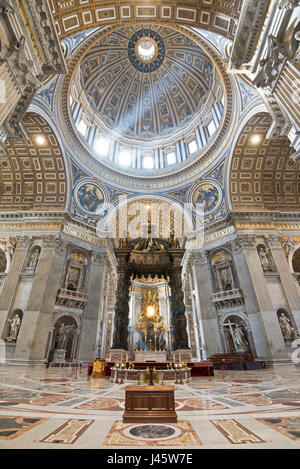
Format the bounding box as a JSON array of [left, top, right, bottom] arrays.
[[0, 364, 299, 449]]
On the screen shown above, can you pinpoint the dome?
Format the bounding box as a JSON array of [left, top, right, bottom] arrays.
[[68, 25, 226, 173]]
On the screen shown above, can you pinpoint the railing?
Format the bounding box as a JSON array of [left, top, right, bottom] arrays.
[[56, 288, 88, 308], [212, 288, 244, 307]]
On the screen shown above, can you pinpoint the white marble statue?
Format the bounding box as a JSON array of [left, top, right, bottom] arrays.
[[55, 323, 76, 350], [231, 324, 249, 352], [6, 314, 21, 342], [29, 248, 40, 269], [258, 246, 273, 272], [279, 313, 292, 340]]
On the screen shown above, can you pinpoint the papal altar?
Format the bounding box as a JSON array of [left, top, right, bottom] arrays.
[[110, 363, 192, 385]]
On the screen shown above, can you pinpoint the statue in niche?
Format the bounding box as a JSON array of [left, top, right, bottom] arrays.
[[28, 248, 40, 269], [54, 323, 76, 350], [6, 314, 21, 342], [65, 266, 80, 291], [258, 246, 274, 272], [4, 238, 16, 262], [231, 324, 249, 352], [220, 266, 234, 291], [278, 312, 293, 340]]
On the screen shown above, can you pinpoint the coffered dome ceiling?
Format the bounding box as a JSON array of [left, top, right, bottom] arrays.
[[61, 23, 233, 184], [78, 25, 217, 143]]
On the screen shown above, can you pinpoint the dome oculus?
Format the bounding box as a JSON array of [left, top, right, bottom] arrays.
[[136, 38, 158, 62], [128, 29, 165, 72]]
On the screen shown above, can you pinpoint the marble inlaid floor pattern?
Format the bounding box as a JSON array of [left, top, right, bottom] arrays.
[[0, 365, 299, 449]]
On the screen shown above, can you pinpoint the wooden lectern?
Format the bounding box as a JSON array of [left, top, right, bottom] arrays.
[[123, 385, 177, 423]]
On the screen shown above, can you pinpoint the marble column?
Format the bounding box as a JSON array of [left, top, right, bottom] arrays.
[[168, 267, 189, 350], [111, 266, 130, 350], [191, 251, 222, 358], [267, 234, 300, 331], [14, 238, 68, 362], [188, 269, 203, 361], [238, 234, 287, 360], [0, 236, 31, 339], [77, 252, 108, 361]]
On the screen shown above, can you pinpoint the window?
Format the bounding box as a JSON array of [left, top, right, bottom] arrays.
[[207, 120, 216, 136], [93, 136, 110, 156], [77, 119, 88, 137], [188, 140, 198, 154], [166, 152, 176, 165], [143, 156, 154, 169], [119, 149, 132, 167]]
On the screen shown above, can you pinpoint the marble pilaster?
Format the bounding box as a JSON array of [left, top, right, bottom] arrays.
[[191, 251, 222, 358], [77, 252, 108, 362], [0, 236, 31, 339], [238, 234, 287, 359], [267, 234, 300, 331], [14, 238, 68, 362]]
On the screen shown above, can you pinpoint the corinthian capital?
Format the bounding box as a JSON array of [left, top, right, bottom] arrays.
[[238, 234, 257, 250], [91, 251, 106, 266], [55, 239, 69, 256], [16, 235, 31, 250], [228, 237, 243, 254], [193, 251, 209, 266], [265, 234, 282, 250], [42, 236, 59, 249]]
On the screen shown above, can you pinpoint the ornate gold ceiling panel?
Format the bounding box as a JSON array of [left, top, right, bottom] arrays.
[[229, 113, 300, 212], [0, 113, 67, 211], [50, 0, 241, 41]]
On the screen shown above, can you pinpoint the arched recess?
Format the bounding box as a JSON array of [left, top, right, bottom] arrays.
[[0, 113, 68, 212], [49, 315, 79, 362], [220, 312, 255, 356], [292, 247, 300, 273], [228, 112, 300, 212], [52, 1, 241, 41], [2, 309, 23, 343], [0, 247, 8, 274]]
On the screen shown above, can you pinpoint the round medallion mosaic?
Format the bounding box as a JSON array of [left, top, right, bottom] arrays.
[[128, 29, 165, 73], [191, 181, 223, 215], [124, 424, 180, 441], [74, 180, 106, 216]]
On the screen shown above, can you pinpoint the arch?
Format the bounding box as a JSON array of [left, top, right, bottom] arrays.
[[228, 112, 300, 212], [0, 247, 7, 274], [27, 104, 73, 211], [0, 112, 68, 212], [220, 313, 253, 355], [50, 315, 78, 362], [52, 2, 240, 42], [292, 247, 300, 273], [224, 103, 268, 210]]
